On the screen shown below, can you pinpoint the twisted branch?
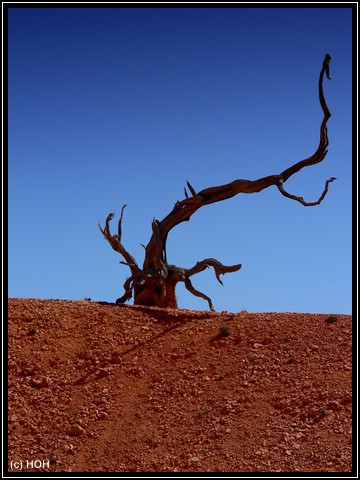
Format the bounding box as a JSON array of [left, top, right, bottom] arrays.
[[98, 208, 139, 274], [100, 55, 335, 310]]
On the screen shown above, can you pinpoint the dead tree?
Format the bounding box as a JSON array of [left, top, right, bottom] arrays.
[[99, 55, 335, 310]]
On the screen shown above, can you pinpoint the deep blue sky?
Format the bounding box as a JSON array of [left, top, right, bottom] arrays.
[[8, 7, 353, 313]]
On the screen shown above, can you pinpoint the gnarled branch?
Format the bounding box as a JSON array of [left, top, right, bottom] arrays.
[[100, 55, 335, 310], [277, 176, 337, 206], [98, 208, 139, 275], [185, 258, 242, 286]]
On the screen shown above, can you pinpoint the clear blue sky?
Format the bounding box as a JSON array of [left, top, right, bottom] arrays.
[[7, 6, 353, 313]]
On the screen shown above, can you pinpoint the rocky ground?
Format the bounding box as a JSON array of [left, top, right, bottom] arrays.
[[7, 298, 353, 474]]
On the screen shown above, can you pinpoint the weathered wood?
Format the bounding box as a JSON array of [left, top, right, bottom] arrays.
[[99, 55, 335, 310]]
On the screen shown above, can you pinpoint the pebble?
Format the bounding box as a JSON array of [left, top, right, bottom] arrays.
[[67, 423, 86, 436], [31, 377, 50, 388], [189, 456, 201, 463]]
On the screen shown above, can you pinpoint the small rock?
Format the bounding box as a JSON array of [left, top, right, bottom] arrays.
[[31, 377, 50, 388], [64, 444, 75, 453], [97, 368, 110, 378], [66, 423, 85, 436], [189, 456, 201, 463], [98, 411, 109, 419]]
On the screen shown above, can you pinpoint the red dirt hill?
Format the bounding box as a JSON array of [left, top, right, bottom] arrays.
[[7, 298, 352, 473]]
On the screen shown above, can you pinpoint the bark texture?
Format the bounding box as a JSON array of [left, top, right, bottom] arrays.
[[99, 55, 335, 310]]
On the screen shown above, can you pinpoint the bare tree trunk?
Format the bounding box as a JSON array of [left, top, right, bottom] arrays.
[[99, 55, 335, 310]]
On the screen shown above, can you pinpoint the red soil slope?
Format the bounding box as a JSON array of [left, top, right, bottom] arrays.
[[7, 299, 352, 473]]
